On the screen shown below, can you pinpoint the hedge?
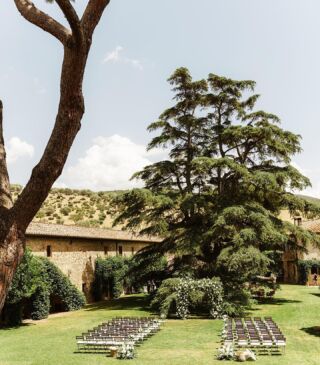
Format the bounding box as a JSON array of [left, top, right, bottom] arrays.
[[39, 257, 86, 311], [31, 285, 50, 320], [4, 251, 85, 326]]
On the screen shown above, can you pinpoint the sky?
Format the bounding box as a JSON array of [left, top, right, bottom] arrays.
[[1, 0, 320, 195]]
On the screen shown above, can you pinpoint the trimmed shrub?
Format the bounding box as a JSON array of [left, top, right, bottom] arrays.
[[31, 285, 50, 320], [4, 251, 85, 325]]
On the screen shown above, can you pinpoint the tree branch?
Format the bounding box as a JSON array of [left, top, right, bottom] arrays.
[[12, 45, 88, 231], [55, 0, 83, 43], [0, 101, 13, 210], [81, 0, 110, 40], [14, 0, 72, 45]]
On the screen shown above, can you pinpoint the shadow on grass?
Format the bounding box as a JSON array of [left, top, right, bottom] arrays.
[[0, 323, 35, 331], [84, 294, 155, 313], [310, 293, 320, 298], [73, 350, 109, 355], [248, 297, 302, 312], [300, 326, 320, 337], [255, 297, 301, 305]]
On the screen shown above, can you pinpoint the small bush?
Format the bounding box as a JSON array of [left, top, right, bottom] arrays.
[[31, 285, 50, 320]]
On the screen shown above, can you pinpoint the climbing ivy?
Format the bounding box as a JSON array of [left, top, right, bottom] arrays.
[[92, 256, 130, 300], [297, 260, 320, 284]]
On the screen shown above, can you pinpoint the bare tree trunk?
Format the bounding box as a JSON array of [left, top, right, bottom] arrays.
[[0, 224, 25, 311], [0, 100, 24, 311], [0, 0, 110, 312]]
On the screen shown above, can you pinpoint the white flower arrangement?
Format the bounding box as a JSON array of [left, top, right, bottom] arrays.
[[217, 343, 234, 360], [175, 278, 224, 319], [117, 343, 135, 360]]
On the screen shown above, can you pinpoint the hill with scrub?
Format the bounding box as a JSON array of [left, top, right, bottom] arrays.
[[11, 185, 123, 228], [296, 194, 320, 208], [10, 185, 320, 229]]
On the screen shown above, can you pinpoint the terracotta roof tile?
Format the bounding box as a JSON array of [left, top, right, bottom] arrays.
[[301, 220, 320, 233], [26, 222, 162, 243]]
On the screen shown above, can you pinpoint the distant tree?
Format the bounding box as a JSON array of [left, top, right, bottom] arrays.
[[0, 0, 111, 311], [113, 68, 320, 302]]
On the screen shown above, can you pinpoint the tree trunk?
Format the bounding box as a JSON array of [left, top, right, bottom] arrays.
[[0, 222, 25, 311], [0, 0, 111, 313], [0, 45, 88, 311], [12, 45, 88, 232]]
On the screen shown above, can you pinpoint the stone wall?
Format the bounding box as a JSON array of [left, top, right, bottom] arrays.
[[26, 236, 149, 301]]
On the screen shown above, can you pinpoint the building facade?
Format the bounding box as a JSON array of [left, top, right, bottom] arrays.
[[26, 223, 161, 301], [280, 211, 320, 284]]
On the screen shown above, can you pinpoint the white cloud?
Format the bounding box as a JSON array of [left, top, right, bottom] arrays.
[[57, 135, 166, 191], [102, 46, 143, 71], [6, 137, 34, 164], [103, 45, 124, 63]]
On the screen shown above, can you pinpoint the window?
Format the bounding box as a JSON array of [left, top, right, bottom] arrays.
[[294, 217, 302, 226], [104, 246, 109, 256], [82, 283, 87, 292], [46, 245, 52, 257], [118, 245, 123, 256], [131, 247, 135, 255]]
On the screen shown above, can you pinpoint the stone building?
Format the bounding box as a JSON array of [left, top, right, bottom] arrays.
[[280, 211, 320, 284], [26, 222, 162, 301]]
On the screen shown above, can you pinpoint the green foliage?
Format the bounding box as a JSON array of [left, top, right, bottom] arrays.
[[128, 253, 168, 289], [112, 68, 320, 309], [297, 259, 320, 284], [6, 250, 44, 305], [93, 254, 169, 301], [151, 277, 224, 319], [92, 256, 130, 300], [5, 303, 23, 326], [39, 258, 85, 311], [31, 285, 50, 320], [4, 251, 85, 325], [217, 246, 270, 282], [297, 195, 320, 208], [60, 206, 71, 216], [151, 278, 179, 317]]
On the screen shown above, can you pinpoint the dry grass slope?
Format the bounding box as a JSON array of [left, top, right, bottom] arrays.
[[11, 185, 320, 229], [11, 185, 124, 228]]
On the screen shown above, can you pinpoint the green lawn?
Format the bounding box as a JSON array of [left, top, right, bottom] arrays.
[[0, 285, 320, 365]]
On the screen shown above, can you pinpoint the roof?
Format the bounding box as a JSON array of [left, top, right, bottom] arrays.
[[301, 220, 320, 233], [26, 222, 162, 243]]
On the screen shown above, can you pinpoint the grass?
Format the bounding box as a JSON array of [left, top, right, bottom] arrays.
[[0, 285, 320, 364]]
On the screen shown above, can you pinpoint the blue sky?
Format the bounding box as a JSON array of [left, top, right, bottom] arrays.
[[1, 0, 320, 195]]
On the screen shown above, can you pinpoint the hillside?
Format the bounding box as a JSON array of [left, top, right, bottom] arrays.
[[10, 185, 320, 229], [296, 194, 320, 208], [11, 185, 124, 228]]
